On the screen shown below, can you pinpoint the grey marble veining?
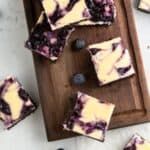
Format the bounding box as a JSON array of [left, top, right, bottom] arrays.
[[0, 0, 149, 150]]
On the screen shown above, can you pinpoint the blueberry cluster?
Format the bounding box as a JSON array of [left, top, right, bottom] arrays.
[[85, 0, 115, 23]]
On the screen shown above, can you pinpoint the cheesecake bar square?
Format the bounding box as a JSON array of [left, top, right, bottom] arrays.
[[0, 76, 37, 129], [87, 37, 135, 86], [41, 0, 116, 30], [63, 92, 115, 141], [138, 0, 150, 13], [124, 134, 150, 150], [25, 12, 74, 61]]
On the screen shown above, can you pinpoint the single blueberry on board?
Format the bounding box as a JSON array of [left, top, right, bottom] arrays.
[[72, 73, 86, 85], [71, 39, 86, 51]]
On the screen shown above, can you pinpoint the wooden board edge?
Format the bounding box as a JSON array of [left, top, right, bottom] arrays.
[[123, 0, 150, 115], [23, 0, 34, 30], [23, 0, 51, 141]]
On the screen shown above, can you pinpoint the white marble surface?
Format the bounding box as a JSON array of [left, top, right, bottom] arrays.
[[0, 0, 149, 149]]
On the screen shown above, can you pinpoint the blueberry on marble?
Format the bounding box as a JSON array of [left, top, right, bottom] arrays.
[[72, 73, 86, 85], [71, 39, 86, 51]]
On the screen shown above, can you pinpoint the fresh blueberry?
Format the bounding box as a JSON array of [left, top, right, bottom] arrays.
[[72, 73, 86, 85], [57, 148, 64, 150], [71, 39, 86, 51]]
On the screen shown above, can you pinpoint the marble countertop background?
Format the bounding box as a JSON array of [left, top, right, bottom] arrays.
[[0, 0, 149, 149]]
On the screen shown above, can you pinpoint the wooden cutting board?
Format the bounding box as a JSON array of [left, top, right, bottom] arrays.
[[23, 0, 150, 141]]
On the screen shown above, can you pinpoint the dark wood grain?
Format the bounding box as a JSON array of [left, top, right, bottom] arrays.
[[23, 0, 150, 141]]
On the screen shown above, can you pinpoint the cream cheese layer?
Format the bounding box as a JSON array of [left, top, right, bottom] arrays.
[[41, 0, 116, 30], [139, 0, 150, 12], [63, 91, 115, 141], [88, 37, 135, 86]]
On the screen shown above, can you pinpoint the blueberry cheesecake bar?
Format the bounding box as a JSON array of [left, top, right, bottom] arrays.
[[25, 12, 74, 61], [87, 37, 135, 86], [0, 76, 37, 129], [63, 92, 115, 141], [41, 0, 116, 30], [138, 0, 150, 13], [124, 134, 150, 150]]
